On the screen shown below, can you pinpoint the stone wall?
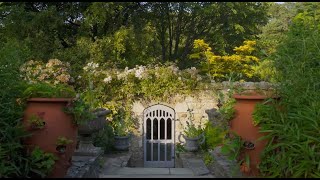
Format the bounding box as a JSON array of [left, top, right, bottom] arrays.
[[127, 81, 275, 167]]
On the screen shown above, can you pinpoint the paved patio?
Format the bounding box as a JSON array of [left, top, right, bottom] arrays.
[[100, 167, 215, 178], [99, 152, 215, 178]]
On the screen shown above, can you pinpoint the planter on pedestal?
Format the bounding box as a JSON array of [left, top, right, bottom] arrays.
[[74, 108, 111, 156], [178, 133, 205, 152], [22, 98, 77, 178], [114, 135, 130, 151]]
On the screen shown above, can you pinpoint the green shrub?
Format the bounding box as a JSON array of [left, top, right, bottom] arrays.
[[252, 99, 275, 126], [0, 41, 32, 177], [190, 39, 260, 82], [63, 96, 95, 125], [76, 62, 206, 105], [218, 98, 236, 121], [201, 122, 227, 150], [257, 11, 320, 178], [221, 133, 243, 161], [203, 151, 214, 166], [22, 83, 76, 99], [28, 146, 57, 178], [92, 123, 115, 153]]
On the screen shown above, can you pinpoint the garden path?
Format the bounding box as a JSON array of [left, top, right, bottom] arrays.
[[98, 152, 215, 178]]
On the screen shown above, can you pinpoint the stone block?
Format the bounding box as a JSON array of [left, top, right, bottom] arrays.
[[65, 155, 102, 178], [175, 102, 189, 112], [132, 101, 145, 113]]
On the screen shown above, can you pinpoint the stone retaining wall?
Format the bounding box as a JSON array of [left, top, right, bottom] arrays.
[[127, 81, 275, 167]]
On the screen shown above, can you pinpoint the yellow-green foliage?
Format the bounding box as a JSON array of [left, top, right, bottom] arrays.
[[252, 59, 277, 82], [190, 39, 259, 81]]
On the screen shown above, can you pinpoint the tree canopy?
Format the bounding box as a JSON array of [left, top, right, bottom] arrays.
[[0, 2, 270, 70]]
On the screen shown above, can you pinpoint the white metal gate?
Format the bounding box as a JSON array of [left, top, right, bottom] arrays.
[[143, 104, 175, 168]]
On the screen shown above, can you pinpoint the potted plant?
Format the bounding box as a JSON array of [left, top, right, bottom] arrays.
[[178, 108, 205, 152], [28, 146, 58, 178], [28, 112, 46, 130], [64, 95, 111, 155], [55, 136, 73, 154], [63, 95, 96, 126], [112, 107, 131, 151], [239, 154, 251, 174]]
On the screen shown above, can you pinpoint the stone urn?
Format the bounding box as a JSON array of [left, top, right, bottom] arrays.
[[178, 133, 205, 152], [114, 135, 130, 151], [74, 108, 111, 156]]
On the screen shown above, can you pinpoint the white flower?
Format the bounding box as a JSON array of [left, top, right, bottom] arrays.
[[178, 77, 182, 81], [84, 62, 99, 70], [135, 66, 145, 79], [93, 63, 99, 68], [117, 73, 126, 80], [103, 76, 112, 83]]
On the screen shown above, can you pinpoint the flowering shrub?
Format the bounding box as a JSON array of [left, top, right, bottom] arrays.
[[190, 39, 260, 81], [20, 59, 72, 85], [77, 62, 207, 105]]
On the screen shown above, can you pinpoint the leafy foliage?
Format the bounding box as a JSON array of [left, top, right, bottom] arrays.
[[203, 151, 214, 166], [218, 98, 236, 121], [55, 136, 73, 146], [110, 106, 135, 137], [257, 9, 320, 177], [22, 83, 76, 99], [92, 123, 115, 153], [190, 39, 260, 82], [221, 133, 243, 161], [28, 114, 45, 129], [201, 122, 227, 150], [252, 100, 274, 126], [63, 96, 95, 125], [77, 62, 205, 105], [28, 146, 57, 178], [0, 2, 269, 70], [257, 2, 297, 58], [0, 39, 33, 178], [183, 109, 204, 138]]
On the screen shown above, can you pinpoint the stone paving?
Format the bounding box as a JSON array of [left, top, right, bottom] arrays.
[[99, 151, 215, 178], [100, 167, 215, 178], [179, 152, 211, 176], [208, 146, 243, 178]]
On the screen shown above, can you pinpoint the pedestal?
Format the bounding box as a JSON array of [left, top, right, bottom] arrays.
[[74, 135, 103, 156]]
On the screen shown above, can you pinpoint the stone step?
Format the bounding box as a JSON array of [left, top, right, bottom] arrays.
[[209, 147, 243, 178], [100, 167, 214, 178], [100, 174, 215, 178], [103, 167, 193, 175], [179, 153, 211, 176]]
